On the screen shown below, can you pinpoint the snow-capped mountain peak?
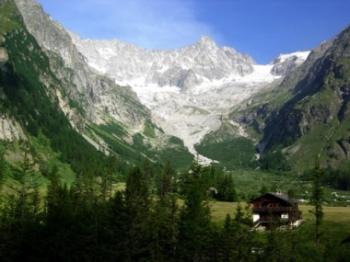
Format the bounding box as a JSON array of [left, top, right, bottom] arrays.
[[71, 34, 255, 90], [271, 50, 310, 76], [196, 36, 217, 49], [70, 34, 310, 161], [275, 51, 311, 63]]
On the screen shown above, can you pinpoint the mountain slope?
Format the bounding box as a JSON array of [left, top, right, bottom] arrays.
[[191, 50, 313, 168], [258, 25, 350, 171], [13, 0, 316, 168], [0, 0, 193, 175], [4, 0, 334, 171], [72, 31, 310, 162], [14, 0, 150, 128], [0, 0, 106, 177], [10, 0, 193, 169]]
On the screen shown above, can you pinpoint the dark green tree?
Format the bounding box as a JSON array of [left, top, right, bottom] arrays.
[[219, 214, 236, 262], [177, 162, 212, 262], [125, 166, 151, 261], [104, 191, 129, 261], [101, 156, 118, 200], [0, 145, 8, 189], [216, 173, 237, 202], [150, 161, 178, 261], [310, 162, 324, 246], [260, 185, 269, 195], [158, 161, 175, 198], [287, 188, 296, 199]]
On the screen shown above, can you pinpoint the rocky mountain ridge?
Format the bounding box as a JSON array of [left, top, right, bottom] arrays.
[[71, 34, 255, 90], [13, 0, 149, 129], [71, 30, 310, 160], [0, 0, 194, 170], [258, 25, 350, 170], [6, 0, 345, 172]]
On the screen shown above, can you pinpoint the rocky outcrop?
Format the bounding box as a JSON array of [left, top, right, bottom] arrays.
[[0, 115, 25, 141], [258, 25, 350, 169], [271, 51, 310, 76], [0, 47, 8, 64], [13, 0, 150, 129]]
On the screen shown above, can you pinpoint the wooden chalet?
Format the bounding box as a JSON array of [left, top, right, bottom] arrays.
[[250, 192, 303, 230]]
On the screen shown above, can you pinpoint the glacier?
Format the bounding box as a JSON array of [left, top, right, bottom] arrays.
[[71, 33, 309, 162]]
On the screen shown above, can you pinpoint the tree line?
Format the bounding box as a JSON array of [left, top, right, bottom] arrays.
[[0, 157, 349, 261]]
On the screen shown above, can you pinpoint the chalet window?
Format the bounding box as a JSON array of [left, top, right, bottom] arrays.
[[281, 213, 289, 219]]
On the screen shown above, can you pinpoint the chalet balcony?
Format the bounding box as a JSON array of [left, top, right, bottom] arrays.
[[252, 206, 294, 213]]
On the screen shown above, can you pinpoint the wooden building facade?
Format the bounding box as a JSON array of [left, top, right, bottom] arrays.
[[250, 192, 303, 230]]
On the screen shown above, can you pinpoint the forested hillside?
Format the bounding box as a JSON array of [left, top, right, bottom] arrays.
[[0, 0, 108, 180], [259, 26, 350, 172], [0, 160, 349, 261]]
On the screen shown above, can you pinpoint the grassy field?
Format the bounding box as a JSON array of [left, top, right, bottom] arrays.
[[210, 200, 350, 244], [112, 181, 350, 231], [229, 169, 303, 198], [222, 169, 350, 204], [210, 201, 350, 227]]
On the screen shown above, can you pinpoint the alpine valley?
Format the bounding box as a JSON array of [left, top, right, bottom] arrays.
[[1, 0, 350, 176]]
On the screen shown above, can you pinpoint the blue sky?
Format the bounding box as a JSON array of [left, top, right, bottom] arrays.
[[37, 0, 350, 63]]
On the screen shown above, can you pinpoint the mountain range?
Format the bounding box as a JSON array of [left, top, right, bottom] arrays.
[[1, 0, 350, 174]]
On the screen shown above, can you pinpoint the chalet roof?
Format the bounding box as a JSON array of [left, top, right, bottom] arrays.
[[251, 192, 297, 205]]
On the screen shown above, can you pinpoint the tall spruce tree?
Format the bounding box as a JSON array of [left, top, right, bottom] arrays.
[[158, 161, 174, 198], [219, 214, 236, 262], [150, 163, 178, 261], [177, 161, 212, 262], [125, 166, 151, 261], [107, 191, 128, 260], [101, 156, 118, 200], [311, 161, 324, 245], [0, 145, 7, 190], [216, 173, 237, 202]]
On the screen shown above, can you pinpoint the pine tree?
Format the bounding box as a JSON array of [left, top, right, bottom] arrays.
[[150, 194, 178, 262], [158, 161, 174, 198], [310, 161, 324, 245], [234, 204, 255, 261], [149, 162, 178, 261], [12, 145, 38, 223], [125, 166, 151, 261], [219, 214, 236, 262], [260, 185, 268, 195], [105, 191, 129, 260], [177, 161, 212, 262], [216, 173, 237, 202], [101, 156, 118, 200], [263, 229, 279, 261], [0, 145, 8, 190]]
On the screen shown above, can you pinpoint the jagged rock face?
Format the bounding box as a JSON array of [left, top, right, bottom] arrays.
[[14, 0, 76, 67], [66, 14, 310, 160], [70, 31, 299, 159], [13, 0, 150, 129], [11, 0, 312, 164], [276, 41, 333, 93], [0, 115, 25, 141], [7, 0, 194, 167], [0, 47, 8, 64], [13, 0, 88, 88], [259, 26, 350, 169], [71, 35, 255, 90], [271, 51, 310, 76]]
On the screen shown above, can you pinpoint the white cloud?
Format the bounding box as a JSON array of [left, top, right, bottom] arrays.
[[64, 0, 221, 49]]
